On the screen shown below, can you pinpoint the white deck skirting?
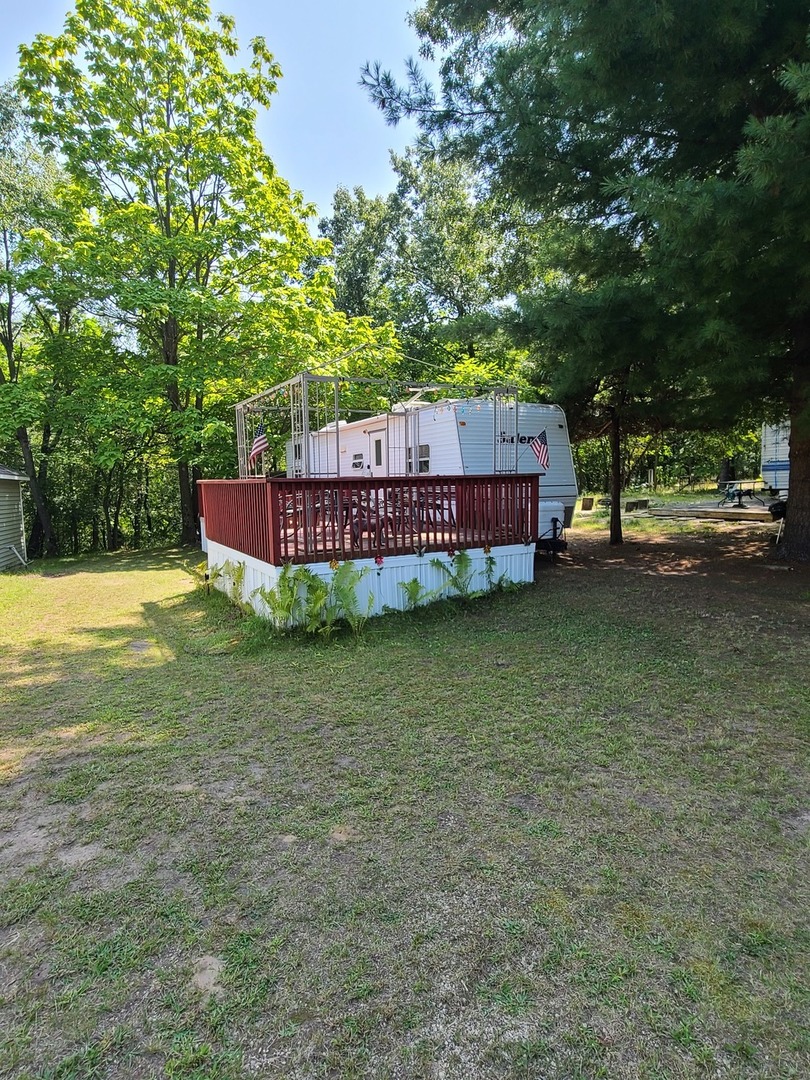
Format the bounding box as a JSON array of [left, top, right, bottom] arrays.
[[206, 541, 536, 624]]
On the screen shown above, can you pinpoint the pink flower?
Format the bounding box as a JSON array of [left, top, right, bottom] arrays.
[[447, 548, 456, 559], [374, 555, 384, 567]]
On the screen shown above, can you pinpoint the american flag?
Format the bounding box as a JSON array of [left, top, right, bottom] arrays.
[[248, 423, 269, 466], [529, 429, 550, 470]]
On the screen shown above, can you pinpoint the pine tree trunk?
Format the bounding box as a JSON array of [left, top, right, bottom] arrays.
[[609, 407, 623, 545], [778, 328, 810, 560]]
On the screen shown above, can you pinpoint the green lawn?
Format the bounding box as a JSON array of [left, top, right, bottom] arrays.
[[1, 528, 808, 1079]]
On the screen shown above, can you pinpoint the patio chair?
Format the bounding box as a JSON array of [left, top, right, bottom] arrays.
[[350, 491, 393, 545]]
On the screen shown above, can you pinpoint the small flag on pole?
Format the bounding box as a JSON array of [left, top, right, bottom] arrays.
[[248, 423, 269, 466], [529, 429, 550, 470]]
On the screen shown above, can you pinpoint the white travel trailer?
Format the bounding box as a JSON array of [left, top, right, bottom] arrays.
[[287, 396, 579, 526], [761, 420, 790, 495]]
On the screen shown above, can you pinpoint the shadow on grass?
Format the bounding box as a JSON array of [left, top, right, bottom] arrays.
[[1, 578, 239, 772], [5, 590, 225, 695], [21, 546, 203, 578], [563, 523, 807, 585]]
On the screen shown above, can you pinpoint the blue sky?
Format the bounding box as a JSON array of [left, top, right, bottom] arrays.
[[1, 0, 428, 219]]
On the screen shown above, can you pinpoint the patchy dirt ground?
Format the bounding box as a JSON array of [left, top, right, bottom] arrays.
[[555, 519, 810, 598]]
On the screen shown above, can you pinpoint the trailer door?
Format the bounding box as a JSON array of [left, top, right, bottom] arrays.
[[368, 427, 388, 477]]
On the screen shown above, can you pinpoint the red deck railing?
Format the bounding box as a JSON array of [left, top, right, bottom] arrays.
[[198, 475, 538, 566]]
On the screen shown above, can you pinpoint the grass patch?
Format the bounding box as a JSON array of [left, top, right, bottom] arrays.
[[0, 535, 808, 1078]]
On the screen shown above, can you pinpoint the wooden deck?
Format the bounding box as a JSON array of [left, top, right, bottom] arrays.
[[647, 506, 773, 523], [198, 475, 539, 565]]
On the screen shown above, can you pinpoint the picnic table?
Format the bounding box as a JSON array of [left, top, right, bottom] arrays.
[[717, 481, 766, 508]]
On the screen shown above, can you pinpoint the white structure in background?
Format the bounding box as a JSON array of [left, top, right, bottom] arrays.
[[285, 394, 578, 528], [761, 421, 790, 495], [201, 376, 575, 625], [0, 466, 28, 570]]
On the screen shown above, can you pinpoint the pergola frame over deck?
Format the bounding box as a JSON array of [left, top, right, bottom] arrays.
[[235, 372, 522, 479]]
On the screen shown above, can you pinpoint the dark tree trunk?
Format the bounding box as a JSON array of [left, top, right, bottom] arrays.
[[102, 469, 114, 551], [718, 457, 736, 486], [178, 459, 197, 545], [133, 486, 142, 549], [90, 470, 101, 550], [166, 360, 199, 546], [191, 395, 204, 525], [28, 515, 44, 559], [609, 406, 623, 545], [17, 425, 58, 556], [144, 468, 153, 534], [111, 464, 125, 551], [67, 465, 80, 555], [192, 463, 202, 524], [778, 323, 810, 560]]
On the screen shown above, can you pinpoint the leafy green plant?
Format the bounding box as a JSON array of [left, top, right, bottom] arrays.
[[229, 561, 246, 605], [300, 568, 332, 636], [254, 561, 371, 636], [430, 549, 475, 600], [254, 563, 305, 630], [399, 577, 428, 610], [328, 562, 372, 636], [484, 552, 514, 593], [210, 559, 247, 608]]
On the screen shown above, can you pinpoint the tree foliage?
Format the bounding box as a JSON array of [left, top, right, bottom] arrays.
[[0, 81, 71, 554], [17, 0, 390, 547], [364, 0, 810, 556], [319, 148, 533, 389]]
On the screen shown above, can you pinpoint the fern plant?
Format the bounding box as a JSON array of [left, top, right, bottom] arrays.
[[430, 549, 476, 600], [299, 568, 331, 635], [484, 553, 497, 591], [230, 560, 246, 604], [210, 558, 247, 608], [255, 563, 305, 630], [483, 552, 513, 592], [256, 561, 372, 636], [328, 561, 372, 636], [399, 577, 428, 610]]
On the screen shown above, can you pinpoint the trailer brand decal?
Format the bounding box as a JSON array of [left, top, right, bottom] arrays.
[[498, 433, 542, 444]]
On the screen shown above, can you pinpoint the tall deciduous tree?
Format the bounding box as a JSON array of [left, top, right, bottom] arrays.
[[19, 0, 369, 545], [364, 0, 810, 557], [0, 82, 64, 554], [320, 148, 532, 387]]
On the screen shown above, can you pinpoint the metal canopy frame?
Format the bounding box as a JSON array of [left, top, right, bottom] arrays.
[[235, 371, 521, 479]]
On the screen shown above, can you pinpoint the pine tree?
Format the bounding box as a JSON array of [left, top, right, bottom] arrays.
[[364, 0, 810, 556]]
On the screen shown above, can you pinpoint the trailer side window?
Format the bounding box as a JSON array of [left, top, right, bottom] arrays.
[[408, 444, 430, 473], [374, 439, 383, 467], [351, 453, 364, 470]]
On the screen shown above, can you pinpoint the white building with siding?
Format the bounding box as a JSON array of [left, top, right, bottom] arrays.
[[0, 467, 28, 570]]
